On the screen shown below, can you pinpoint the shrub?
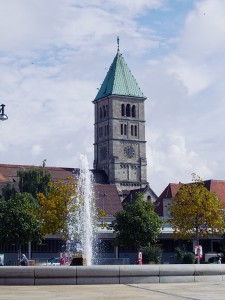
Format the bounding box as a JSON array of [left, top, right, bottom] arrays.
[[182, 252, 195, 264], [175, 247, 195, 264], [141, 245, 162, 264]]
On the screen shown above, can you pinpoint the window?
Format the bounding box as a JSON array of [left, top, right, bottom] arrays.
[[121, 104, 125, 116], [132, 105, 136, 117], [103, 106, 106, 118], [126, 104, 130, 117], [135, 125, 137, 136], [100, 107, 103, 119], [121, 124, 127, 135], [131, 125, 133, 136]]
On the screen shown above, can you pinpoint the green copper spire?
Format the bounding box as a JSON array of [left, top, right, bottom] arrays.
[[95, 39, 145, 101]]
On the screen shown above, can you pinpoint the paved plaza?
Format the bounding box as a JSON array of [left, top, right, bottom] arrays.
[[0, 281, 224, 300]]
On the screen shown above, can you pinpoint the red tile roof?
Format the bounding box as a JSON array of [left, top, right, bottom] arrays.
[[94, 184, 123, 217], [0, 164, 75, 182], [155, 180, 225, 216], [155, 183, 179, 215], [0, 164, 122, 218]]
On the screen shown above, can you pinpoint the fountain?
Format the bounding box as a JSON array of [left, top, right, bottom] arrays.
[[66, 154, 97, 266]]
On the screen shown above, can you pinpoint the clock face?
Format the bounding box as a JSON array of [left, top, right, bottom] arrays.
[[100, 146, 107, 160], [124, 145, 135, 158]]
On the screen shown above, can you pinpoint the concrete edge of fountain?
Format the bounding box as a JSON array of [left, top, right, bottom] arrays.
[[0, 264, 224, 285]]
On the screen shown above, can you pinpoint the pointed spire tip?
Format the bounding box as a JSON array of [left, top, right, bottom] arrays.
[[117, 36, 120, 52]]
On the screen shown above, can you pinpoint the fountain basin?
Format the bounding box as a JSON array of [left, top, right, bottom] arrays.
[[0, 265, 225, 285]]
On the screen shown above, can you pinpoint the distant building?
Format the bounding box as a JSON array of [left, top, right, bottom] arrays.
[[155, 180, 225, 263]]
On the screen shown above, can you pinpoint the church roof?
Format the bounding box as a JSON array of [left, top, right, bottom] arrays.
[[95, 50, 145, 101]]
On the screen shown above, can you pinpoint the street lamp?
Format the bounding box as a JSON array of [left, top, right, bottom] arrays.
[[0, 104, 8, 121]]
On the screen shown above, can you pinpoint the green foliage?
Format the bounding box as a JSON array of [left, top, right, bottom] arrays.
[[1, 183, 17, 200], [0, 193, 43, 248], [113, 193, 162, 248], [141, 245, 162, 264], [17, 167, 52, 199], [175, 247, 195, 264], [169, 174, 225, 243], [182, 252, 195, 264], [175, 246, 186, 263]]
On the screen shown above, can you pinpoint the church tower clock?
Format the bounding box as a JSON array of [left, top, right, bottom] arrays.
[[93, 39, 147, 192]]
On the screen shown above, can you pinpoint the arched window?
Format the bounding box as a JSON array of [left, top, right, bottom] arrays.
[[121, 124, 123, 135], [121, 104, 125, 116], [103, 106, 106, 118], [131, 125, 133, 136], [135, 125, 137, 136], [100, 107, 103, 119], [126, 104, 130, 117], [124, 124, 127, 135], [132, 105, 136, 117]]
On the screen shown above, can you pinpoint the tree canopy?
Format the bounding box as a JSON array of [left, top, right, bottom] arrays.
[[17, 167, 52, 199], [0, 193, 43, 255], [37, 177, 77, 236], [113, 193, 162, 249], [168, 174, 225, 244]]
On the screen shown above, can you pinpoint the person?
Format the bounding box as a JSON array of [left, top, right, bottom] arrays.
[[60, 255, 65, 265], [218, 257, 222, 264], [19, 254, 28, 266]]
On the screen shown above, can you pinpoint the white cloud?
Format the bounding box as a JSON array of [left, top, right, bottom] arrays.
[[32, 144, 43, 157], [1, 0, 225, 196], [180, 0, 225, 58]]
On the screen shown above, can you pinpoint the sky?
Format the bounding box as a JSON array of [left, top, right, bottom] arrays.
[[1, 0, 225, 195]]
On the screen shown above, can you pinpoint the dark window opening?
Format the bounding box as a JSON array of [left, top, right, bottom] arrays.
[[121, 104, 125, 116], [124, 124, 127, 135], [103, 106, 106, 118], [126, 104, 130, 117], [131, 125, 133, 136], [135, 125, 137, 136], [132, 105, 136, 117]]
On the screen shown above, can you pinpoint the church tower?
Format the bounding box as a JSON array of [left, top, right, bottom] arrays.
[[93, 39, 147, 192]]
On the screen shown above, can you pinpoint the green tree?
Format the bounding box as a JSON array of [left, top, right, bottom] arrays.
[[113, 193, 162, 249], [169, 174, 225, 246], [17, 167, 52, 199], [141, 245, 162, 264], [0, 193, 43, 259], [1, 183, 17, 200]]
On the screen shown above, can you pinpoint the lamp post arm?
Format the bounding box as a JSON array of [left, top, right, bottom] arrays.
[[0, 104, 8, 121]]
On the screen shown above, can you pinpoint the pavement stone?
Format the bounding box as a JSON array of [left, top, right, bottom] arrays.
[[0, 281, 224, 300]]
